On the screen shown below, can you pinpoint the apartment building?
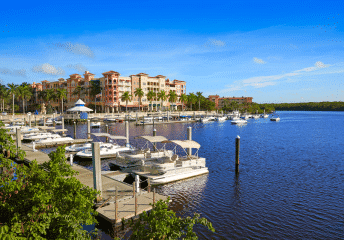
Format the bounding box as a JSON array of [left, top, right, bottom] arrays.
[[31, 71, 186, 112], [208, 95, 253, 109]]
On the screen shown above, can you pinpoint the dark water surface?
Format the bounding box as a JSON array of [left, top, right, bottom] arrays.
[[49, 111, 344, 239]]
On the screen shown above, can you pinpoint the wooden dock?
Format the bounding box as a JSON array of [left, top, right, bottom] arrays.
[[136, 120, 198, 126], [19, 144, 167, 224]]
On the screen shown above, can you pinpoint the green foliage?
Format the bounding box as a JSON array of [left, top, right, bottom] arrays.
[[0, 121, 25, 160], [126, 197, 215, 239], [260, 101, 344, 111], [90, 80, 101, 97], [0, 145, 99, 239]]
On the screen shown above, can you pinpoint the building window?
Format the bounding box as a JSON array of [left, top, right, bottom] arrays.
[[143, 83, 146, 85]]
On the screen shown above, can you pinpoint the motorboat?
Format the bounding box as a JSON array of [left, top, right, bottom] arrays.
[[141, 117, 153, 123], [261, 114, 269, 118], [270, 115, 280, 121], [241, 115, 250, 120], [129, 138, 208, 185], [23, 132, 61, 142], [231, 119, 247, 124], [90, 122, 101, 128], [35, 136, 73, 144], [252, 115, 260, 119], [5, 126, 40, 134], [65, 143, 92, 152], [215, 116, 227, 121], [76, 143, 132, 158]]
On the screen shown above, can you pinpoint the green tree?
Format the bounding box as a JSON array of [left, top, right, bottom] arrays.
[[16, 85, 32, 114], [0, 145, 99, 239], [127, 198, 215, 239], [72, 85, 85, 101], [46, 89, 56, 105], [187, 93, 197, 111], [157, 90, 167, 111], [196, 92, 204, 111], [7, 83, 17, 115], [168, 90, 178, 111], [179, 93, 188, 111], [56, 88, 67, 113], [134, 88, 144, 112], [121, 91, 132, 112], [147, 90, 156, 112], [0, 85, 9, 113]]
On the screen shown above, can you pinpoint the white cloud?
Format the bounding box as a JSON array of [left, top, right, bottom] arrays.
[[0, 68, 27, 77], [295, 61, 330, 73], [253, 57, 266, 64], [53, 42, 95, 58], [66, 63, 88, 73], [32, 63, 65, 75], [207, 39, 225, 47]]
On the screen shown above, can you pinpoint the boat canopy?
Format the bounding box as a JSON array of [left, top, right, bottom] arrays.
[[161, 140, 201, 149], [92, 133, 127, 140], [134, 136, 168, 143]]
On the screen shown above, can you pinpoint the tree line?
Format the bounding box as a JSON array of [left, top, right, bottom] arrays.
[[259, 102, 344, 111]]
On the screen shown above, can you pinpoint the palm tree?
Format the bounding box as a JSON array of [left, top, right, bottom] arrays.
[[187, 93, 197, 111], [121, 91, 132, 113], [16, 85, 32, 114], [72, 85, 85, 101], [168, 91, 178, 111], [7, 83, 17, 115], [157, 90, 168, 111], [0, 85, 9, 112], [134, 88, 144, 112], [179, 93, 188, 111], [147, 90, 156, 112], [56, 89, 67, 113], [196, 92, 203, 111]]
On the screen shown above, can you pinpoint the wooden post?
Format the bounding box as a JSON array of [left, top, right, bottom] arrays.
[[29, 115, 31, 127], [16, 128, 21, 157], [153, 188, 156, 205], [24, 118, 26, 126], [187, 127, 192, 156], [136, 112, 138, 125], [135, 174, 140, 193], [87, 120, 91, 139], [61, 117, 65, 136], [53, 120, 56, 127], [106, 124, 109, 143], [153, 128, 156, 151], [235, 135, 240, 173], [135, 193, 138, 216], [125, 116, 129, 147], [193, 112, 196, 120], [43, 116, 46, 127], [74, 121, 77, 139], [92, 142, 102, 200], [147, 178, 151, 193], [167, 111, 169, 122], [115, 187, 118, 223], [70, 154, 73, 166], [35, 116, 37, 126], [133, 182, 135, 197]]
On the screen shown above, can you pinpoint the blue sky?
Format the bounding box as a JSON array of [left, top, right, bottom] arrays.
[[0, 0, 343, 103]]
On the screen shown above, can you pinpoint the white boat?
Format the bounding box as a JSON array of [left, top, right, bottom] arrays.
[[270, 115, 280, 121], [65, 143, 92, 152], [90, 122, 101, 127], [141, 117, 153, 123], [76, 143, 132, 158], [200, 117, 211, 123], [261, 114, 269, 118], [35, 136, 73, 144], [5, 126, 40, 133], [130, 138, 208, 185], [253, 115, 260, 119], [215, 116, 227, 121], [23, 132, 61, 141], [231, 119, 247, 124], [241, 115, 250, 120]]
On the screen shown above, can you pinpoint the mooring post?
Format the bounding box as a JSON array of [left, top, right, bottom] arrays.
[[24, 118, 26, 126], [133, 182, 136, 197], [43, 116, 45, 127], [53, 120, 56, 127], [153, 188, 156, 205], [87, 120, 91, 139], [115, 187, 118, 223], [106, 124, 109, 142], [35, 116, 37, 126], [187, 126, 192, 156], [136, 112, 138, 125], [147, 178, 151, 193], [135, 174, 140, 194], [16, 128, 21, 157], [167, 111, 169, 122], [235, 135, 240, 173], [153, 128, 157, 151], [125, 116, 129, 147], [61, 117, 65, 136], [29, 115, 31, 127], [32, 142, 37, 152], [135, 193, 138, 216], [70, 154, 73, 166], [178, 112, 180, 120], [193, 112, 196, 120], [92, 142, 102, 200], [73, 121, 77, 139]]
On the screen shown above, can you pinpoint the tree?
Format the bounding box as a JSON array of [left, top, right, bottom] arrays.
[[7, 83, 17, 115], [157, 90, 167, 111], [0, 85, 9, 113], [179, 93, 188, 111], [127, 198, 215, 239], [121, 91, 132, 112], [72, 85, 85, 101], [196, 92, 203, 111], [0, 145, 99, 239], [56, 89, 67, 113], [147, 90, 156, 112], [15, 85, 32, 114], [187, 93, 197, 111], [168, 90, 178, 111], [134, 88, 144, 112]]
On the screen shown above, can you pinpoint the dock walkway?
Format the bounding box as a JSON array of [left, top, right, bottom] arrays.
[[20, 145, 167, 223]]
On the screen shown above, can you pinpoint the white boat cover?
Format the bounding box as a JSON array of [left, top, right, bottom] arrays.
[[162, 140, 201, 149], [134, 136, 168, 143], [66, 106, 93, 112], [92, 133, 127, 140]]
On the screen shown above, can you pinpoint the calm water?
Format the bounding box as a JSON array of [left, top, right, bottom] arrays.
[[51, 111, 344, 239]]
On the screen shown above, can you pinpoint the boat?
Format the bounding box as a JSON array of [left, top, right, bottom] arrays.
[[23, 132, 61, 142], [261, 110, 269, 118], [270, 115, 280, 121], [231, 118, 247, 124], [65, 143, 92, 152], [90, 122, 101, 128], [76, 143, 132, 158], [252, 115, 260, 119], [215, 116, 227, 121], [35, 136, 73, 144], [131, 138, 208, 185], [240, 115, 250, 120], [141, 117, 153, 123]]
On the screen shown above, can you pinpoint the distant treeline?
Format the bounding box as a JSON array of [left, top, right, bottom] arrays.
[[260, 102, 344, 111]]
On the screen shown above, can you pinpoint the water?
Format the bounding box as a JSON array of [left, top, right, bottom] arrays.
[[46, 112, 344, 239]]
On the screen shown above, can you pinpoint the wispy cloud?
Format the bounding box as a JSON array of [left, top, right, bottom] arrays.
[[0, 68, 27, 77], [253, 57, 266, 64], [32, 63, 65, 75], [66, 63, 88, 73], [206, 39, 225, 47], [53, 42, 95, 58], [295, 61, 330, 73]]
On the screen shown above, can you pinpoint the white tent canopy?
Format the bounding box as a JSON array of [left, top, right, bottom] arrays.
[[161, 140, 201, 149], [66, 99, 93, 112], [134, 136, 168, 143]]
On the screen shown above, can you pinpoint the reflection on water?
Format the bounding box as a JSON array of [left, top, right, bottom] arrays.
[[40, 112, 344, 239]]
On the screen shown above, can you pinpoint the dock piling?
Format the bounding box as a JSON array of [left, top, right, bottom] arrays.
[[106, 124, 109, 142], [87, 120, 91, 139], [61, 117, 64, 136], [43, 116, 46, 127], [32, 142, 37, 152], [153, 188, 156, 205], [125, 116, 129, 147], [92, 142, 102, 200], [115, 187, 118, 222], [73, 121, 76, 139], [167, 111, 169, 122], [135, 193, 138, 216], [35, 116, 37, 126], [16, 128, 21, 157], [135, 175, 140, 194], [70, 154, 73, 166], [136, 113, 138, 125], [187, 127, 192, 156], [29, 115, 31, 127], [235, 135, 240, 173], [147, 178, 151, 193]]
